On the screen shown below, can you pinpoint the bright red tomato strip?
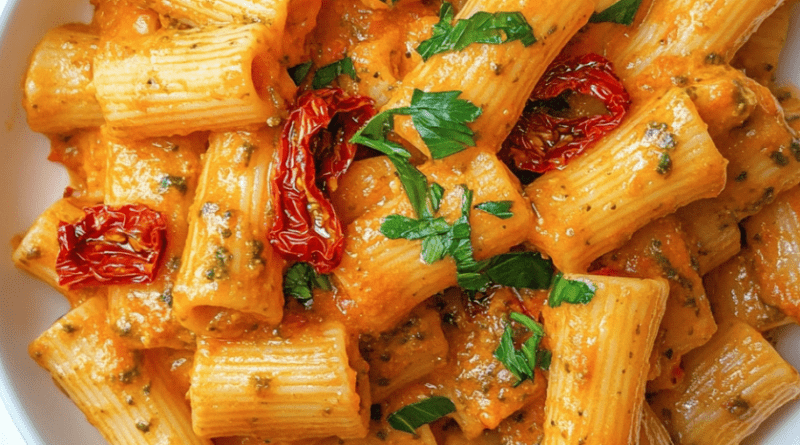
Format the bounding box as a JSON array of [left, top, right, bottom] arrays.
[[269, 88, 375, 273]]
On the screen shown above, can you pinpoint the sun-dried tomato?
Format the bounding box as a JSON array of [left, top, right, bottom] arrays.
[[56, 204, 167, 288], [269, 88, 375, 273], [502, 53, 631, 173]]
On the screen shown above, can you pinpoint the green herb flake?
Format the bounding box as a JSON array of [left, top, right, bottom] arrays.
[[312, 56, 358, 89], [283, 262, 332, 303], [350, 89, 481, 216], [351, 89, 482, 162], [401, 89, 482, 159], [771, 150, 789, 167], [589, 0, 644, 26], [206, 246, 232, 281], [247, 240, 266, 269], [380, 184, 552, 293], [417, 3, 536, 62], [421, 234, 448, 264], [656, 153, 672, 175], [380, 215, 451, 240], [157, 175, 188, 195], [790, 140, 800, 162], [475, 200, 514, 219], [548, 273, 596, 307], [428, 182, 445, 214], [494, 312, 548, 386], [483, 251, 553, 290], [387, 396, 456, 434], [350, 114, 430, 219], [288, 61, 313, 85], [537, 349, 552, 371]]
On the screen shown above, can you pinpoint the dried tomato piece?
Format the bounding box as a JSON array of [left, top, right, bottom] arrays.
[[502, 53, 631, 173], [56, 204, 167, 288], [269, 88, 376, 273]]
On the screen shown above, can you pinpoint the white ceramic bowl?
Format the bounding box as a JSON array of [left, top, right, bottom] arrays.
[[0, 1, 799, 444]]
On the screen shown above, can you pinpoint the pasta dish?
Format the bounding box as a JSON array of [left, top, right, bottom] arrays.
[[11, 0, 800, 444]]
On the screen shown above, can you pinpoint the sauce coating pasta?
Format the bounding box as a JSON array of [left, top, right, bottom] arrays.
[[11, 0, 800, 444]]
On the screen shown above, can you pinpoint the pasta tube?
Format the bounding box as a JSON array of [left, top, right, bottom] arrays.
[[104, 131, 206, 349], [542, 275, 669, 445], [649, 320, 800, 445], [94, 23, 295, 139], [429, 288, 547, 438], [703, 254, 789, 331], [47, 129, 107, 201], [640, 403, 673, 445], [28, 297, 211, 445], [145, 0, 288, 37], [739, 185, 800, 322], [385, 0, 597, 156], [318, 148, 533, 334], [592, 216, 717, 391], [23, 24, 104, 134], [173, 129, 285, 337], [360, 306, 449, 403], [525, 88, 727, 272], [190, 320, 370, 440]]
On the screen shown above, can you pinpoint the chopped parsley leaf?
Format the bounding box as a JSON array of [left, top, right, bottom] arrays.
[[494, 312, 549, 386], [312, 57, 358, 89], [387, 396, 456, 434], [417, 3, 536, 61], [283, 262, 332, 303], [475, 200, 513, 219], [589, 0, 644, 26], [288, 61, 313, 85], [548, 273, 596, 307]]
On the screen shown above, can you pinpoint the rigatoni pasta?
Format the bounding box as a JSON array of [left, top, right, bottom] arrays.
[[12, 0, 800, 444], [29, 297, 211, 445], [173, 128, 285, 337], [542, 275, 669, 445], [22, 24, 104, 134], [190, 320, 370, 439], [94, 23, 295, 139]]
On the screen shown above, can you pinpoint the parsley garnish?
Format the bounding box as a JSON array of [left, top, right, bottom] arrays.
[[478, 251, 553, 290], [380, 185, 553, 293], [428, 183, 445, 213], [589, 0, 644, 26], [474, 200, 513, 219], [288, 61, 313, 85], [379, 185, 473, 265], [351, 88, 481, 162], [494, 312, 549, 386], [350, 111, 430, 219], [350, 89, 480, 217], [387, 396, 456, 434], [282, 263, 332, 303], [380, 215, 451, 241], [656, 153, 672, 175], [312, 56, 358, 89], [548, 273, 596, 307], [403, 89, 482, 159], [417, 3, 536, 62]]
